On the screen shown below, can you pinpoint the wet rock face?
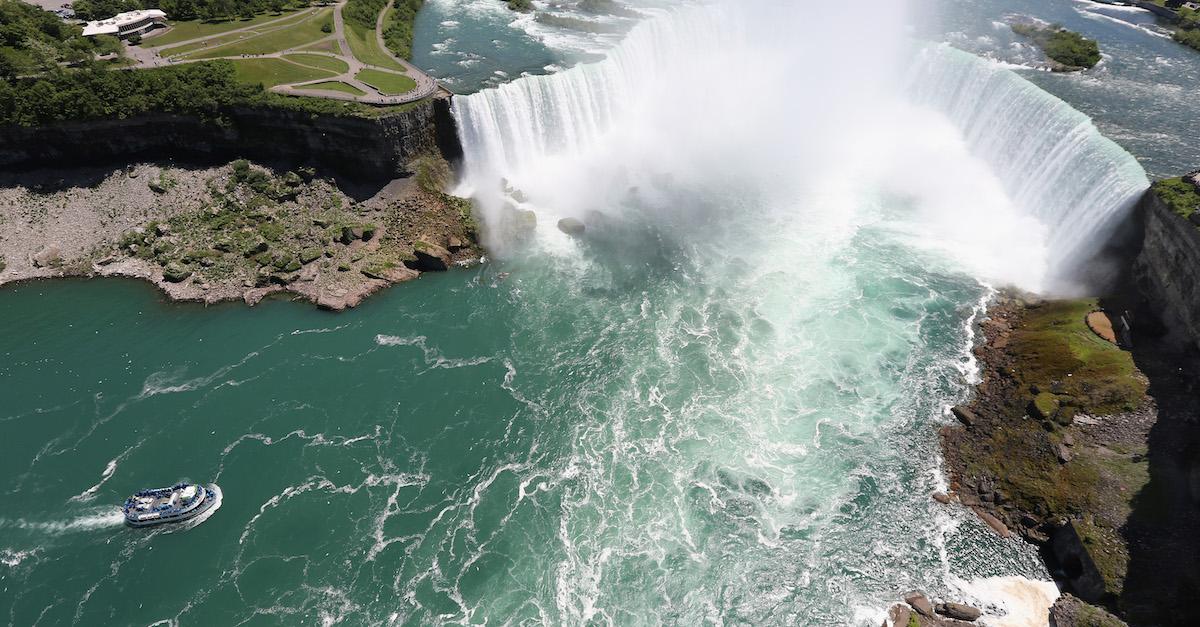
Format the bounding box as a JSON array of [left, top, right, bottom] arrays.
[[886, 595, 983, 626], [1049, 593, 1128, 627], [1050, 522, 1108, 603], [1135, 190, 1200, 350], [903, 591, 935, 618], [407, 239, 451, 272], [557, 217, 586, 236], [0, 97, 459, 183], [936, 602, 981, 622]]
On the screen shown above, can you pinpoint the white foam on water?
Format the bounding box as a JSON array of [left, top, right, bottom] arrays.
[[1, 547, 37, 568], [70, 456, 122, 502], [373, 334, 494, 369], [0, 507, 125, 535], [954, 575, 1060, 627]]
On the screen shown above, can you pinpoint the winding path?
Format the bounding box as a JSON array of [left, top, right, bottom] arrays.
[[130, 0, 440, 105]]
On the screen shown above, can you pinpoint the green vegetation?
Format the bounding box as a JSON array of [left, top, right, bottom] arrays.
[[1174, 27, 1200, 51], [0, 60, 407, 126], [182, 8, 331, 59], [146, 6, 309, 47], [299, 38, 340, 54], [1011, 22, 1101, 69], [283, 53, 348, 74], [0, 61, 258, 125], [1152, 177, 1200, 221], [355, 67, 415, 94], [302, 80, 365, 95], [0, 0, 430, 127], [0, 0, 123, 78], [158, 31, 247, 57], [229, 57, 335, 88], [1152, 0, 1200, 52], [344, 0, 425, 61], [382, 0, 425, 59], [1012, 300, 1145, 416], [343, 15, 406, 71], [954, 299, 1150, 599], [120, 162, 395, 287]]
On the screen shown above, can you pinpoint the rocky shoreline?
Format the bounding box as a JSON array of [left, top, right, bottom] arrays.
[[0, 157, 480, 311], [932, 288, 1200, 626]]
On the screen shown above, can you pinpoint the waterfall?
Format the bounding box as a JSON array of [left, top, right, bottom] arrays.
[[452, 1, 1149, 293], [907, 44, 1150, 287]]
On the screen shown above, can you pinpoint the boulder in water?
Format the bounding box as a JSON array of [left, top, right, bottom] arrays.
[[903, 591, 935, 617], [557, 217, 586, 236], [937, 601, 982, 621], [887, 604, 911, 627], [973, 507, 1011, 538]]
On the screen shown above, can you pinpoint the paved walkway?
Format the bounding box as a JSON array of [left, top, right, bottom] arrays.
[[129, 0, 439, 105]]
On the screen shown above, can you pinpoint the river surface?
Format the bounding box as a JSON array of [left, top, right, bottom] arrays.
[[1, 0, 1196, 625]]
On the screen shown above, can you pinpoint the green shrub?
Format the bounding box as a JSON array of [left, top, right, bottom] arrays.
[[0, 60, 407, 127], [1012, 23, 1101, 69], [1042, 29, 1101, 68], [1152, 177, 1200, 220]]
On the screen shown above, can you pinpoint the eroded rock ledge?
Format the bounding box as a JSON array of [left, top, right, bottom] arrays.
[[935, 290, 1200, 625], [0, 157, 479, 310]]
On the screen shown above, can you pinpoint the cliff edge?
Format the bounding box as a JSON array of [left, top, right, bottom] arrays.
[[1134, 185, 1200, 350], [0, 96, 462, 182]]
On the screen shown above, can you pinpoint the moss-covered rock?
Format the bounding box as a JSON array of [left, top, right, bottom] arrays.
[[1031, 392, 1060, 422], [162, 262, 192, 283], [300, 247, 323, 264]]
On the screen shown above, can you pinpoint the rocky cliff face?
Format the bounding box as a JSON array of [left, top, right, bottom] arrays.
[[1135, 190, 1200, 350], [0, 96, 460, 182]]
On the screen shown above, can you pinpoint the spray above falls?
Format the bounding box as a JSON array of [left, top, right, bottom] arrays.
[[452, 0, 1148, 293]]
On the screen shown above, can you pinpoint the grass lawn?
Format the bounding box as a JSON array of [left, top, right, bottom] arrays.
[[147, 8, 310, 47], [355, 68, 417, 94], [283, 53, 349, 74], [160, 32, 248, 57], [301, 81, 366, 96], [344, 19, 407, 72], [230, 58, 336, 88], [184, 9, 333, 59], [300, 39, 341, 54]]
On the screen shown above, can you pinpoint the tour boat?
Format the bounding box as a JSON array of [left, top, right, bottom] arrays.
[[123, 482, 218, 528]]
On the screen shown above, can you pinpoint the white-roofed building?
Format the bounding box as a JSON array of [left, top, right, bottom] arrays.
[[81, 9, 167, 38]]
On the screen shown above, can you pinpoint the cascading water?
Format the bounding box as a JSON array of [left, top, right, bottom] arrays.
[[443, 0, 1148, 624], [454, 2, 1149, 292], [907, 44, 1150, 289]]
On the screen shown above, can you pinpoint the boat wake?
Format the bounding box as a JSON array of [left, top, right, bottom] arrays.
[[0, 507, 125, 535]]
